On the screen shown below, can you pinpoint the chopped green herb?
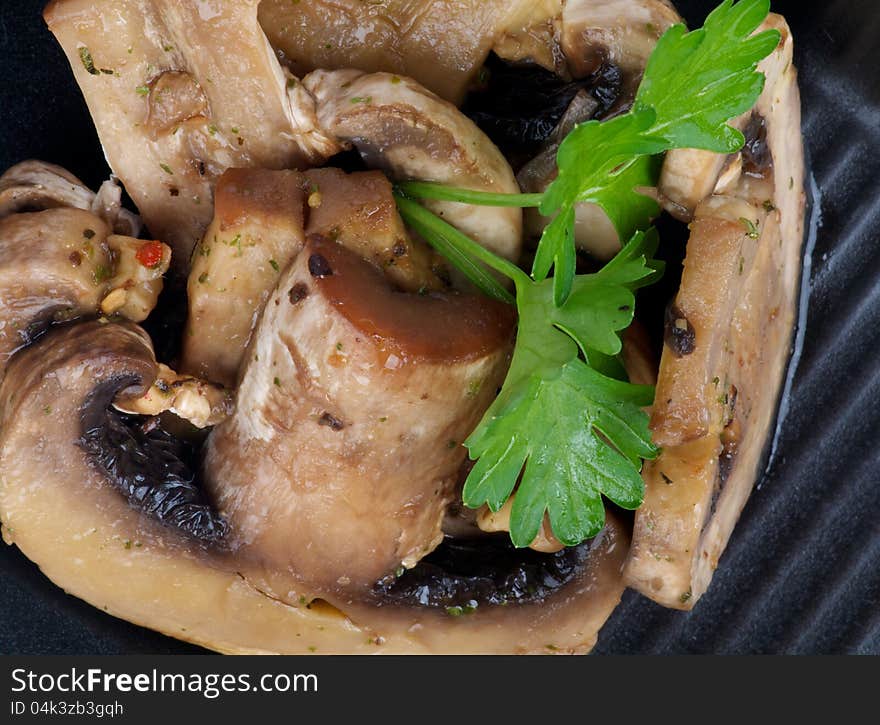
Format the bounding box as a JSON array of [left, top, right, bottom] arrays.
[[83, 228, 96, 240], [135, 85, 150, 96], [78, 46, 99, 75], [739, 217, 760, 239], [350, 95, 372, 104], [124, 539, 132, 550], [198, 272, 209, 284], [269, 259, 280, 272], [207, 123, 218, 135], [159, 163, 173, 175], [93, 265, 112, 285], [273, 377, 281, 387], [230, 125, 240, 134], [378, 416, 387, 423]]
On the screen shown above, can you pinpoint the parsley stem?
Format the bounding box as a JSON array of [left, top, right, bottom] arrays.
[[394, 194, 526, 302], [396, 181, 544, 209]]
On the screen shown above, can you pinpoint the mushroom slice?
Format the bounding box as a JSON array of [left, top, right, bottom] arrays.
[[259, 0, 538, 104], [659, 14, 794, 220], [0, 207, 169, 378], [625, 26, 806, 608], [561, 0, 681, 79], [490, 0, 680, 261], [204, 235, 514, 595], [0, 160, 140, 236], [1, 321, 625, 653], [181, 168, 307, 386], [44, 0, 331, 271], [0, 320, 366, 653], [305, 69, 523, 265], [181, 167, 447, 387]]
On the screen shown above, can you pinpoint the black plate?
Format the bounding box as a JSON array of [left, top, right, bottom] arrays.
[[1, 0, 877, 655]]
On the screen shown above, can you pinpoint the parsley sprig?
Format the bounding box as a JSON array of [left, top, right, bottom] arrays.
[[399, 0, 780, 305], [394, 0, 779, 547]]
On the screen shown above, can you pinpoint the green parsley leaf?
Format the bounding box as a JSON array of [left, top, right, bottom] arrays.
[[398, 0, 777, 307], [636, 0, 781, 152], [391, 0, 777, 547], [463, 231, 661, 546]]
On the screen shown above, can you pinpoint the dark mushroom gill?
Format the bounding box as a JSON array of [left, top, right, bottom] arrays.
[[79, 378, 227, 544], [375, 535, 593, 610], [462, 53, 623, 161]]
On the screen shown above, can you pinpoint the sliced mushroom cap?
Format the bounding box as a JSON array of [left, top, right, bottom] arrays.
[[181, 168, 307, 386], [259, 0, 539, 104], [44, 0, 330, 271], [0, 207, 168, 379], [489, 0, 681, 261], [0, 160, 140, 236], [625, 15, 806, 608], [561, 0, 681, 79], [1, 318, 627, 653], [204, 236, 514, 594], [305, 69, 523, 265]]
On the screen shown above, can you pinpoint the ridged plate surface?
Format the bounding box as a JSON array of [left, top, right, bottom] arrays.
[[0, 0, 877, 654]]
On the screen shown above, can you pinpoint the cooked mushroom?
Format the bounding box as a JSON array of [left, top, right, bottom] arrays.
[[180, 168, 307, 386], [479, 0, 681, 260], [182, 167, 446, 387], [0, 305, 627, 654], [0, 206, 169, 379], [625, 14, 806, 608], [44, 0, 335, 271], [560, 0, 681, 79], [113, 362, 231, 429], [204, 235, 514, 593], [304, 69, 523, 265], [0, 160, 140, 236], [258, 0, 540, 104]]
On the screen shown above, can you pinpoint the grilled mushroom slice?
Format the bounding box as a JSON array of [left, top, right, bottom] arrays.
[[44, 0, 336, 271], [479, 0, 681, 260], [625, 15, 805, 608], [0, 207, 169, 379]]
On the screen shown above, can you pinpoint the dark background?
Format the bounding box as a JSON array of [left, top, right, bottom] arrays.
[[0, 0, 878, 654]]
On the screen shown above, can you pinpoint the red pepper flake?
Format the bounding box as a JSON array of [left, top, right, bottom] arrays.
[[136, 241, 165, 269]]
